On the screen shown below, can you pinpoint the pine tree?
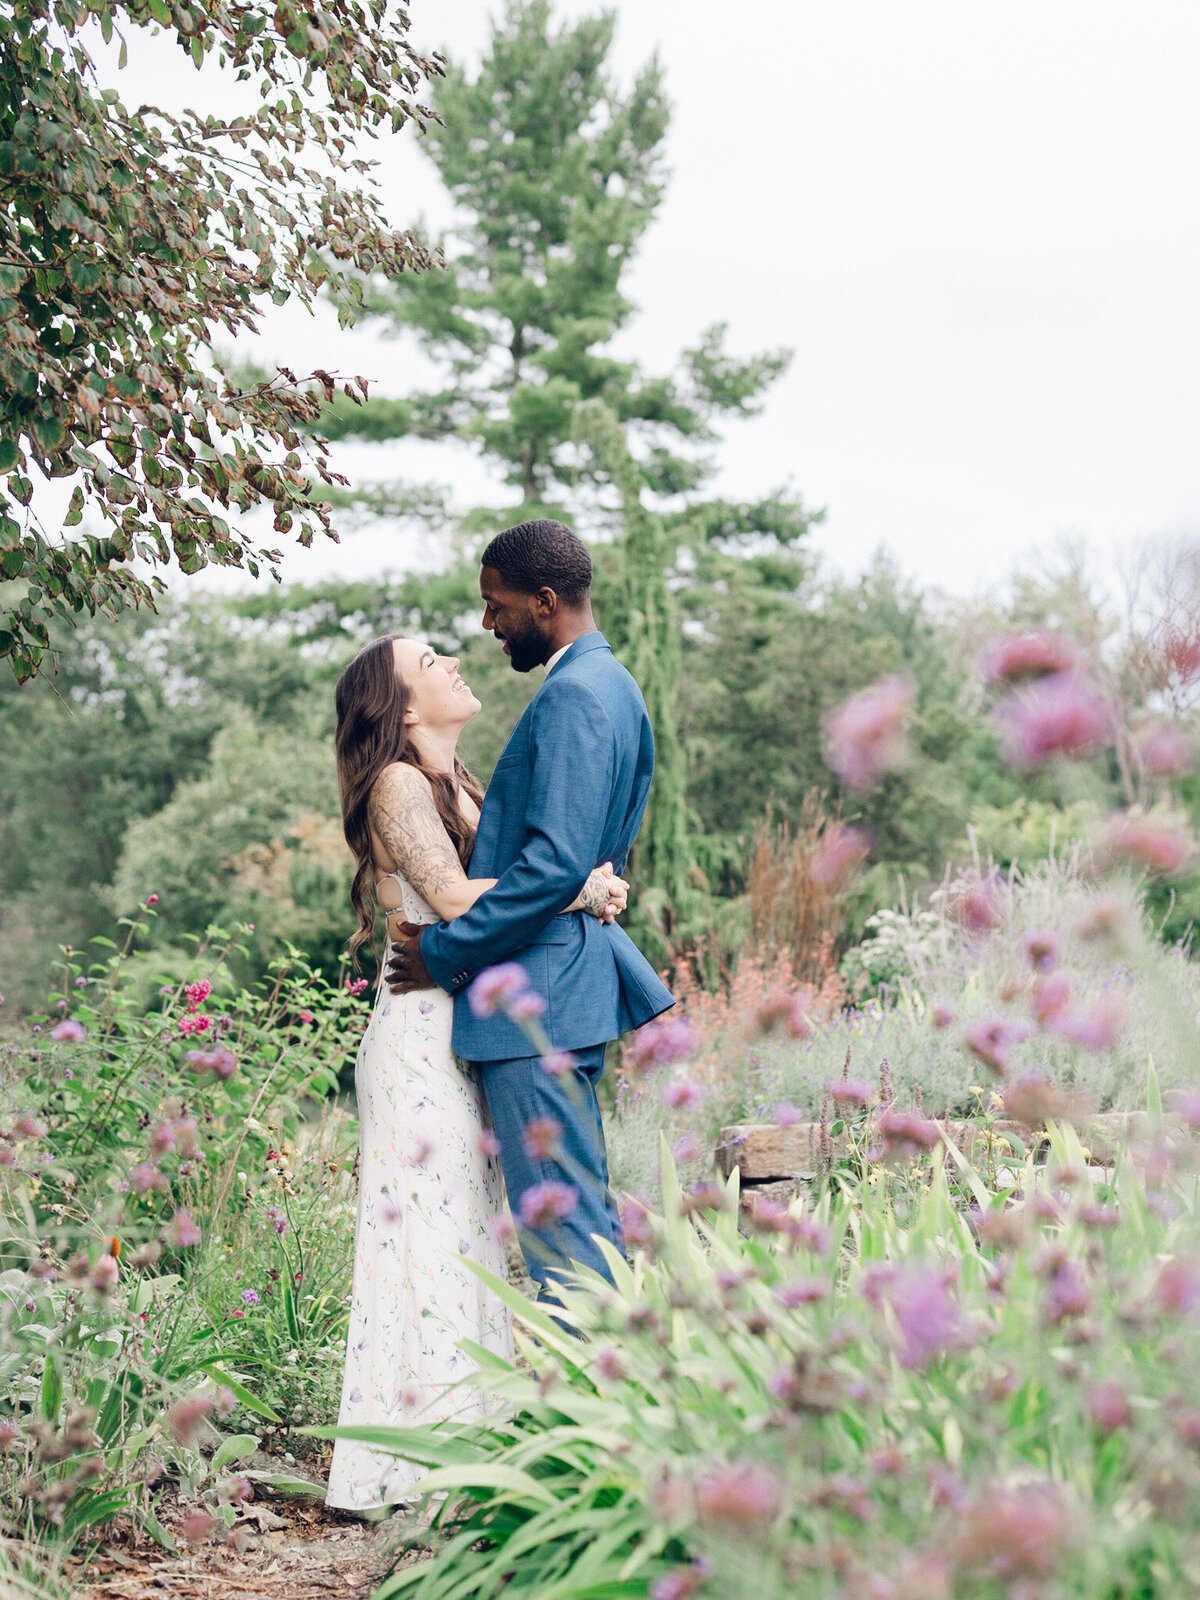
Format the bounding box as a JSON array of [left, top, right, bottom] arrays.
[[327, 0, 801, 950]]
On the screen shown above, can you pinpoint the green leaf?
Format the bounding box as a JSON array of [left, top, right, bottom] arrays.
[[1146, 1053, 1163, 1117], [0, 439, 17, 472], [202, 1364, 281, 1423], [143, 1505, 179, 1554], [417, 1462, 560, 1506], [211, 1432, 260, 1469], [41, 1351, 62, 1422]]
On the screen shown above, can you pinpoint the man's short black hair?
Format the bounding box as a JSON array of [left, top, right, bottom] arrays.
[[480, 519, 593, 604]]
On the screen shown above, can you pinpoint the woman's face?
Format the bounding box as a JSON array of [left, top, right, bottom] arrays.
[[392, 638, 481, 730]]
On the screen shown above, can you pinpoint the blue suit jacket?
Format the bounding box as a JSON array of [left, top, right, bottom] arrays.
[[420, 631, 676, 1061]]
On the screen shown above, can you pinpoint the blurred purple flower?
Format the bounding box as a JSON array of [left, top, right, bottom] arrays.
[[266, 1206, 288, 1236], [129, 1162, 168, 1194], [521, 1117, 562, 1160], [980, 630, 1077, 683], [1137, 720, 1195, 779], [519, 1180, 578, 1228], [965, 1016, 1031, 1075], [50, 1019, 86, 1043], [875, 1108, 941, 1160], [240, 1288, 260, 1306], [620, 1195, 654, 1248], [931, 1001, 955, 1028], [1088, 1378, 1131, 1432], [1030, 971, 1070, 1021], [663, 1076, 705, 1111], [171, 1209, 202, 1248], [873, 1263, 969, 1368], [809, 823, 871, 887], [1104, 812, 1191, 877], [671, 1132, 701, 1163], [1038, 1248, 1090, 1322], [995, 670, 1111, 768], [1154, 1257, 1200, 1315], [694, 1459, 782, 1527], [955, 1480, 1072, 1582], [1021, 931, 1059, 972], [540, 1050, 576, 1076], [626, 1015, 698, 1074], [507, 990, 546, 1021], [1046, 992, 1125, 1051], [774, 1100, 803, 1125], [956, 874, 1004, 933], [1169, 1086, 1200, 1128], [650, 1568, 703, 1600], [825, 674, 913, 790], [593, 1348, 625, 1381], [777, 1278, 828, 1308], [468, 963, 531, 1018], [829, 1077, 873, 1107], [476, 1129, 501, 1158], [186, 1048, 237, 1079]]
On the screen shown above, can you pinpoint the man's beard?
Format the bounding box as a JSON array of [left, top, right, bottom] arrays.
[[502, 618, 547, 673]]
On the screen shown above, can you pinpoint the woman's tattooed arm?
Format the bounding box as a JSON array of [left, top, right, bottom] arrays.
[[369, 766, 485, 921]]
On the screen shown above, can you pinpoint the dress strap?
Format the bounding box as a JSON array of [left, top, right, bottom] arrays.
[[374, 870, 405, 891]]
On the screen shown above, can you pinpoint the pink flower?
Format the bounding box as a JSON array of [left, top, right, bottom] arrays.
[[980, 630, 1077, 683], [651, 1568, 704, 1600], [809, 823, 871, 887], [1038, 1249, 1090, 1323], [15, 1115, 44, 1139], [178, 1013, 212, 1036], [955, 876, 1004, 934], [1153, 1257, 1200, 1315], [875, 1107, 941, 1160], [171, 1209, 202, 1248], [1088, 1379, 1131, 1432], [519, 1180, 579, 1229], [1169, 1086, 1200, 1128], [185, 1048, 237, 1079], [825, 675, 913, 790], [663, 1077, 705, 1110], [1021, 931, 1059, 972], [89, 1254, 119, 1295], [830, 1077, 873, 1107], [146, 894, 159, 905], [1104, 812, 1191, 877], [777, 1278, 828, 1307], [298, 1010, 315, 1024], [694, 1460, 782, 1527], [1046, 992, 1125, 1051], [626, 1015, 698, 1073], [594, 1348, 626, 1381], [620, 1196, 654, 1248], [870, 1263, 969, 1367], [1031, 971, 1070, 1021], [129, 1162, 168, 1194], [507, 990, 546, 1020], [671, 1132, 701, 1163], [1137, 721, 1194, 779], [344, 977, 369, 996], [185, 979, 212, 1008], [167, 1393, 214, 1446], [476, 1129, 501, 1158], [932, 1001, 955, 1028], [50, 1019, 86, 1043], [489, 1213, 515, 1242], [240, 1288, 260, 1306], [955, 1481, 1072, 1581], [995, 671, 1111, 768], [149, 1123, 176, 1155], [774, 1101, 803, 1126], [521, 1117, 562, 1160], [965, 1016, 1031, 1074], [540, 1050, 576, 1076], [468, 963, 531, 1018], [266, 1206, 288, 1235]]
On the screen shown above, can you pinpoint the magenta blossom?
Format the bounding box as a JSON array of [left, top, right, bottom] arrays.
[[519, 1180, 579, 1229], [774, 1100, 803, 1126], [508, 990, 546, 1021], [996, 670, 1111, 768], [129, 1162, 168, 1194], [1046, 992, 1125, 1051], [1031, 971, 1070, 1021], [663, 1076, 705, 1111], [955, 874, 1004, 934], [521, 1117, 562, 1160], [671, 1131, 701, 1163], [868, 1262, 970, 1367], [626, 1015, 698, 1073], [965, 1016, 1031, 1074], [540, 1050, 576, 1076], [956, 1480, 1072, 1582], [1021, 931, 1059, 972], [875, 1107, 941, 1160], [593, 1348, 626, 1381], [931, 1001, 955, 1028], [825, 674, 913, 790], [777, 1278, 828, 1308], [186, 1048, 237, 1079], [476, 1128, 501, 1158], [171, 1209, 202, 1248], [1104, 812, 1191, 877], [620, 1196, 654, 1249], [1154, 1257, 1200, 1315], [1168, 1086, 1200, 1128], [468, 963, 531, 1018], [829, 1077, 873, 1107], [694, 1460, 782, 1527], [809, 823, 871, 887], [266, 1206, 288, 1236], [1038, 1249, 1091, 1323], [980, 630, 1077, 683], [178, 1013, 212, 1037], [1137, 721, 1195, 779], [1087, 1378, 1131, 1432], [50, 1018, 86, 1043]]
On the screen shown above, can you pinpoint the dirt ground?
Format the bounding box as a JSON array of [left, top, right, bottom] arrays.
[[64, 1471, 422, 1600]]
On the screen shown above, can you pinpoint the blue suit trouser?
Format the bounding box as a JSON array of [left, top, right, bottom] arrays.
[[476, 1044, 625, 1298]]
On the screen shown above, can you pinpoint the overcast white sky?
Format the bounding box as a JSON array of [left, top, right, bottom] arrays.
[[109, 2, 1200, 598]]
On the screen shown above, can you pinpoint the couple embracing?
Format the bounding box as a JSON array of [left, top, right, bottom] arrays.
[[325, 519, 675, 1512]]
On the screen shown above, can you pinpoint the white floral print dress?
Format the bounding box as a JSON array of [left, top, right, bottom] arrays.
[[325, 874, 513, 1512]]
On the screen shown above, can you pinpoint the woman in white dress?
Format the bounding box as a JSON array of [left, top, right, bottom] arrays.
[[325, 634, 625, 1512]]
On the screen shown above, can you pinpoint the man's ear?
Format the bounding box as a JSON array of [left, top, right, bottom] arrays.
[[533, 585, 559, 617]]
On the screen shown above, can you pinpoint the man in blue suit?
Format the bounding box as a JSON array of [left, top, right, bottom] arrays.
[[385, 519, 675, 1298]]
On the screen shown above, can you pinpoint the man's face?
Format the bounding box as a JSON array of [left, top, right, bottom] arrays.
[[480, 566, 551, 673]]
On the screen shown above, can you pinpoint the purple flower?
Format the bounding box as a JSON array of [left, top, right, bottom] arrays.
[[626, 1015, 698, 1073], [980, 630, 1077, 683], [1038, 1248, 1090, 1323], [932, 1001, 954, 1028], [240, 1288, 260, 1306], [825, 674, 913, 790], [875, 1107, 941, 1160], [518, 1180, 579, 1228], [266, 1206, 288, 1236], [521, 1117, 562, 1160], [540, 1050, 576, 1076], [809, 822, 871, 887], [129, 1162, 168, 1194], [829, 1077, 873, 1107], [186, 1048, 237, 1079], [1154, 1257, 1200, 1315], [1137, 721, 1194, 779], [663, 1076, 705, 1110], [50, 1019, 86, 1043], [777, 1278, 828, 1307], [1031, 972, 1070, 1021], [507, 990, 546, 1020], [774, 1101, 803, 1126], [1104, 812, 1191, 877], [1046, 992, 1125, 1051], [955, 1481, 1072, 1581], [995, 670, 1111, 768], [467, 963, 531, 1018], [171, 1209, 202, 1248], [1169, 1086, 1200, 1128], [868, 1262, 969, 1367], [1021, 931, 1059, 972], [476, 1128, 501, 1158], [1088, 1379, 1131, 1432], [593, 1348, 626, 1381], [671, 1132, 701, 1163], [955, 876, 1004, 934], [694, 1460, 782, 1527], [650, 1569, 703, 1600], [965, 1016, 1031, 1075]]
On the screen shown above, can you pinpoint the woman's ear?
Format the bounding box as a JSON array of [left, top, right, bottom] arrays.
[[403, 705, 419, 725]]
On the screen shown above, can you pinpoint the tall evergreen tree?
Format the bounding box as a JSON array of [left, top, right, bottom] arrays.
[[324, 0, 800, 949]]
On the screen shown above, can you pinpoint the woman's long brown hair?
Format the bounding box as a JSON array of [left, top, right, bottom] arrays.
[[334, 635, 485, 967]]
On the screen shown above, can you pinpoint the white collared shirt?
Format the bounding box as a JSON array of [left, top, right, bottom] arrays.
[[545, 643, 570, 674]]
